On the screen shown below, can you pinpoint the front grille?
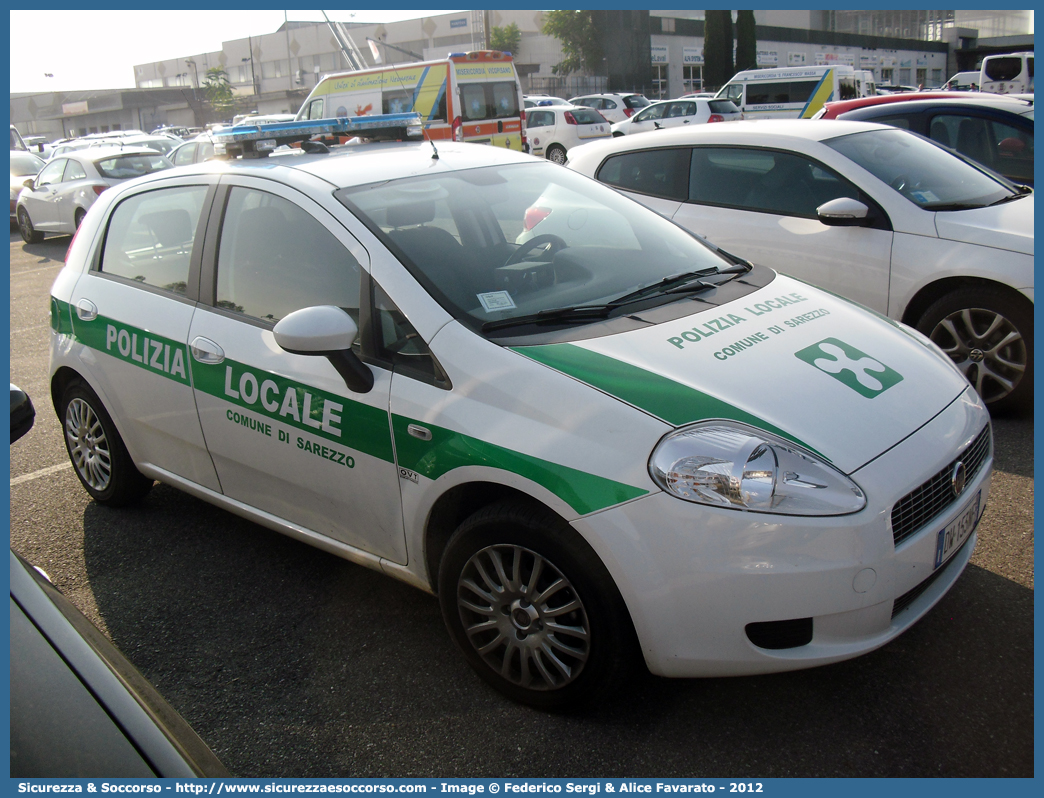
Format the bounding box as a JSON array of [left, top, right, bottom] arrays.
[[891, 535, 971, 618], [891, 425, 991, 547]]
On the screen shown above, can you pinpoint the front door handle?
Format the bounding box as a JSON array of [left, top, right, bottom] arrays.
[[76, 299, 98, 321], [190, 336, 224, 364]]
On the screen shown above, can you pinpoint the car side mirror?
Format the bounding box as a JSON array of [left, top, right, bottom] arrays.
[[23, 179, 34, 190], [817, 197, 870, 227], [273, 306, 373, 394], [10, 384, 35, 444]]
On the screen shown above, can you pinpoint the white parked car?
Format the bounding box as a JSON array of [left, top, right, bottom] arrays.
[[525, 104, 611, 163], [49, 115, 991, 709], [523, 95, 572, 109], [568, 93, 651, 124], [610, 98, 741, 136], [567, 120, 1034, 412], [16, 147, 173, 242]]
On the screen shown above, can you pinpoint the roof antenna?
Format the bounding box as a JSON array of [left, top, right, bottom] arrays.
[[387, 53, 438, 159]]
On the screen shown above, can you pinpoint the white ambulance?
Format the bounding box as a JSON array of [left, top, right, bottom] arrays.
[[48, 116, 991, 708], [718, 64, 867, 119], [295, 50, 527, 151]]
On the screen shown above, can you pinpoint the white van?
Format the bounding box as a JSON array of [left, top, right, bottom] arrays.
[[295, 50, 526, 151], [717, 65, 867, 119], [943, 71, 981, 91], [980, 52, 1034, 94]]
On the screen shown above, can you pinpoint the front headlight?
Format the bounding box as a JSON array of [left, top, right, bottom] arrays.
[[649, 422, 866, 516]]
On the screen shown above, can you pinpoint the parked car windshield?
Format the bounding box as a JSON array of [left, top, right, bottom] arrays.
[[336, 162, 731, 330], [10, 152, 45, 176], [824, 128, 1014, 209], [93, 153, 173, 179]]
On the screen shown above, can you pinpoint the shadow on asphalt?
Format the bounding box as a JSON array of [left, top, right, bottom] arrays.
[[80, 484, 1033, 778]]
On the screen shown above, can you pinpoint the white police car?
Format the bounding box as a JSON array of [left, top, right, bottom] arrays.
[[49, 114, 991, 708]]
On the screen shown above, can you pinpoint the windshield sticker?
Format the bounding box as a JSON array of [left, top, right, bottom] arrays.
[[795, 338, 903, 398], [908, 189, 941, 204], [477, 291, 517, 313]]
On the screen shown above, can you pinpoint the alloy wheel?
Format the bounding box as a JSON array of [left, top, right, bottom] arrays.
[[65, 397, 112, 491], [929, 307, 1026, 405]]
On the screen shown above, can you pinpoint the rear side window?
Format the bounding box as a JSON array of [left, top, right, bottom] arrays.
[[688, 147, 862, 218], [708, 100, 739, 114], [62, 161, 88, 181], [526, 110, 554, 127], [216, 187, 361, 323], [597, 147, 691, 201], [746, 81, 816, 105], [571, 108, 605, 125], [100, 186, 208, 294]]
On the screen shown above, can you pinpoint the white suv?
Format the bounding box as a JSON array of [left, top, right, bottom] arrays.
[[568, 93, 651, 124], [48, 116, 991, 708]]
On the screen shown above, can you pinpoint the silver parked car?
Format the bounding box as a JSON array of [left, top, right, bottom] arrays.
[[16, 147, 172, 242]]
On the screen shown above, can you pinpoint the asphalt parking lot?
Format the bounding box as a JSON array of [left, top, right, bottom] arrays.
[[9, 230, 1034, 778]]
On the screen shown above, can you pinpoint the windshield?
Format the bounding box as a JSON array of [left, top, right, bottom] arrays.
[[336, 162, 732, 331], [824, 128, 1014, 209], [10, 153, 45, 176]]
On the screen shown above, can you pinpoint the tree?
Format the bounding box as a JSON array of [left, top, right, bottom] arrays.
[[735, 11, 758, 72], [703, 10, 735, 90], [490, 22, 522, 56], [202, 67, 234, 115], [542, 10, 603, 76]]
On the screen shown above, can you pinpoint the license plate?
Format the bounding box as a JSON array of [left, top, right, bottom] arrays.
[[934, 490, 981, 569]]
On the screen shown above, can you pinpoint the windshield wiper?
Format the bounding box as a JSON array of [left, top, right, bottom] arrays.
[[989, 192, 1028, 206], [481, 262, 753, 335], [922, 201, 990, 211]]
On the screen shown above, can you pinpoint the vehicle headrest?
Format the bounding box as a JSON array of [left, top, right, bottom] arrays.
[[386, 201, 436, 227]]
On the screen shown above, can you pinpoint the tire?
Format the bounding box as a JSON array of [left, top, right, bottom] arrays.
[[74, 208, 86, 230], [916, 286, 1033, 414], [546, 145, 567, 165], [438, 499, 639, 709], [60, 380, 154, 506], [17, 207, 43, 244]]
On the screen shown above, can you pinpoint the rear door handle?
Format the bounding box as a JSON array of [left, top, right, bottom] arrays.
[[76, 299, 98, 321]]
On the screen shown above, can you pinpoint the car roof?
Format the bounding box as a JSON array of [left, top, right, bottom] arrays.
[[839, 96, 1034, 117], [149, 140, 539, 190], [566, 119, 889, 163], [820, 91, 978, 118]]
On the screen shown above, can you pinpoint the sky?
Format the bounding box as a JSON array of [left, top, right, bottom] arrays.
[[9, 9, 466, 94]]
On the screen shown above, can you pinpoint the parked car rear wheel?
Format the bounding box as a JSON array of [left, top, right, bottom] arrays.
[[60, 380, 154, 506], [546, 145, 567, 165], [917, 286, 1033, 413]]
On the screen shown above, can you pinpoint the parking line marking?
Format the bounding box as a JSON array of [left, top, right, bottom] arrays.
[[11, 462, 72, 486]]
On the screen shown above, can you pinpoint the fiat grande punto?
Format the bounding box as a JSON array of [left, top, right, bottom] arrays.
[[48, 119, 991, 708]]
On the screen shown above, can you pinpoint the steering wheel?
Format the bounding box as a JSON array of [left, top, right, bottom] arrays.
[[504, 234, 568, 267]]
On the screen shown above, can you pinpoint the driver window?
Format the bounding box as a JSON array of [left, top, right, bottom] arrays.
[[216, 187, 361, 324], [35, 159, 67, 187]]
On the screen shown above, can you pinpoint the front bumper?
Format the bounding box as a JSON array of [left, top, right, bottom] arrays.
[[573, 386, 991, 677]]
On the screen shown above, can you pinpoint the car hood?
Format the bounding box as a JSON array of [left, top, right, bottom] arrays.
[[514, 275, 971, 474], [933, 194, 1034, 256]]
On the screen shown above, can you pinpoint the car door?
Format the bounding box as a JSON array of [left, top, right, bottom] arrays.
[[187, 177, 406, 563], [65, 177, 221, 490], [627, 103, 667, 134], [54, 158, 89, 233], [661, 101, 698, 129], [525, 109, 554, 157], [21, 158, 67, 230], [672, 146, 895, 313]]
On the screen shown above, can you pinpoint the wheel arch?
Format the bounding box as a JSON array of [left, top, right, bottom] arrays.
[[900, 276, 1033, 328], [423, 481, 547, 595]]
